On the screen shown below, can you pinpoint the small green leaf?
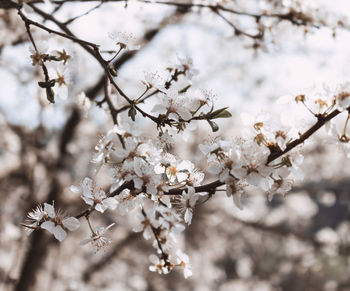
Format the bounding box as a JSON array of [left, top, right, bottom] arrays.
[[178, 85, 191, 94], [46, 87, 55, 104], [128, 106, 137, 121], [207, 119, 219, 132], [38, 79, 56, 88], [212, 109, 232, 119], [207, 107, 232, 119], [38, 81, 47, 88]]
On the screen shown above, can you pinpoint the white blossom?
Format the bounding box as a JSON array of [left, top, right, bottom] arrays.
[[175, 249, 192, 278], [232, 141, 273, 191], [175, 56, 199, 80], [29, 41, 49, 66], [116, 189, 144, 215], [80, 223, 115, 251], [108, 31, 140, 51], [268, 167, 294, 201], [40, 203, 80, 242], [24, 204, 47, 235], [53, 64, 70, 100], [151, 89, 193, 121], [326, 120, 350, 157], [132, 208, 158, 240], [149, 255, 170, 275], [177, 187, 198, 225], [70, 177, 118, 213]]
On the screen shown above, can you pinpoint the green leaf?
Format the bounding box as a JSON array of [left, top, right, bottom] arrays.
[[38, 79, 56, 88], [206, 107, 232, 119], [178, 85, 191, 94], [46, 87, 55, 104], [207, 119, 219, 132], [212, 109, 232, 119], [128, 106, 137, 121], [38, 81, 47, 88]]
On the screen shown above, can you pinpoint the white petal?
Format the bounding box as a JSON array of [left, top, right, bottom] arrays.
[[95, 203, 106, 213], [62, 217, 80, 231], [95, 189, 107, 200], [82, 196, 94, 206], [143, 228, 152, 240], [177, 108, 192, 121], [189, 194, 198, 207], [53, 226, 67, 242], [232, 168, 247, 179], [184, 209, 193, 225], [207, 163, 222, 175], [151, 104, 166, 114], [44, 203, 55, 218], [70, 185, 81, 194], [103, 197, 118, 210], [172, 224, 185, 235], [41, 221, 55, 233], [184, 267, 192, 279], [133, 177, 143, 189], [168, 112, 179, 121], [82, 177, 93, 191]]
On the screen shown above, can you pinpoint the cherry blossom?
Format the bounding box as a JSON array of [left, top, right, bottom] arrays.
[[108, 31, 140, 51], [175, 56, 199, 80], [116, 189, 145, 216], [80, 223, 115, 251], [149, 254, 171, 275], [175, 249, 192, 279], [335, 91, 350, 112], [40, 203, 80, 242], [177, 187, 198, 225], [232, 140, 273, 191], [151, 89, 193, 122], [132, 208, 158, 240], [53, 64, 70, 100], [29, 41, 49, 66], [326, 119, 350, 158], [24, 204, 47, 235], [70, 177, 118, 213], [157, 206, 185, 235], [268, 167, 294, 201]]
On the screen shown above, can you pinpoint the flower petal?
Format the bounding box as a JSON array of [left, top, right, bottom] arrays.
[[69, 185, 81, 194], [44, 203, 55, 218], [62, 217, 80, 231], [103, 197, 118, 210], [41, 221, 55, 233], [53, 225, 67, 242]]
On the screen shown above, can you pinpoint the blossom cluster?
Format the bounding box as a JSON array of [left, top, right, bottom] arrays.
[[22, 33, 350, 278], [68, 123, 204, 276], [28, 41, 72, 103], [24, 203, 80, 242]]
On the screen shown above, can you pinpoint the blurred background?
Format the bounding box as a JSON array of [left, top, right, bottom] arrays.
[[1, 1, 350, 290]]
